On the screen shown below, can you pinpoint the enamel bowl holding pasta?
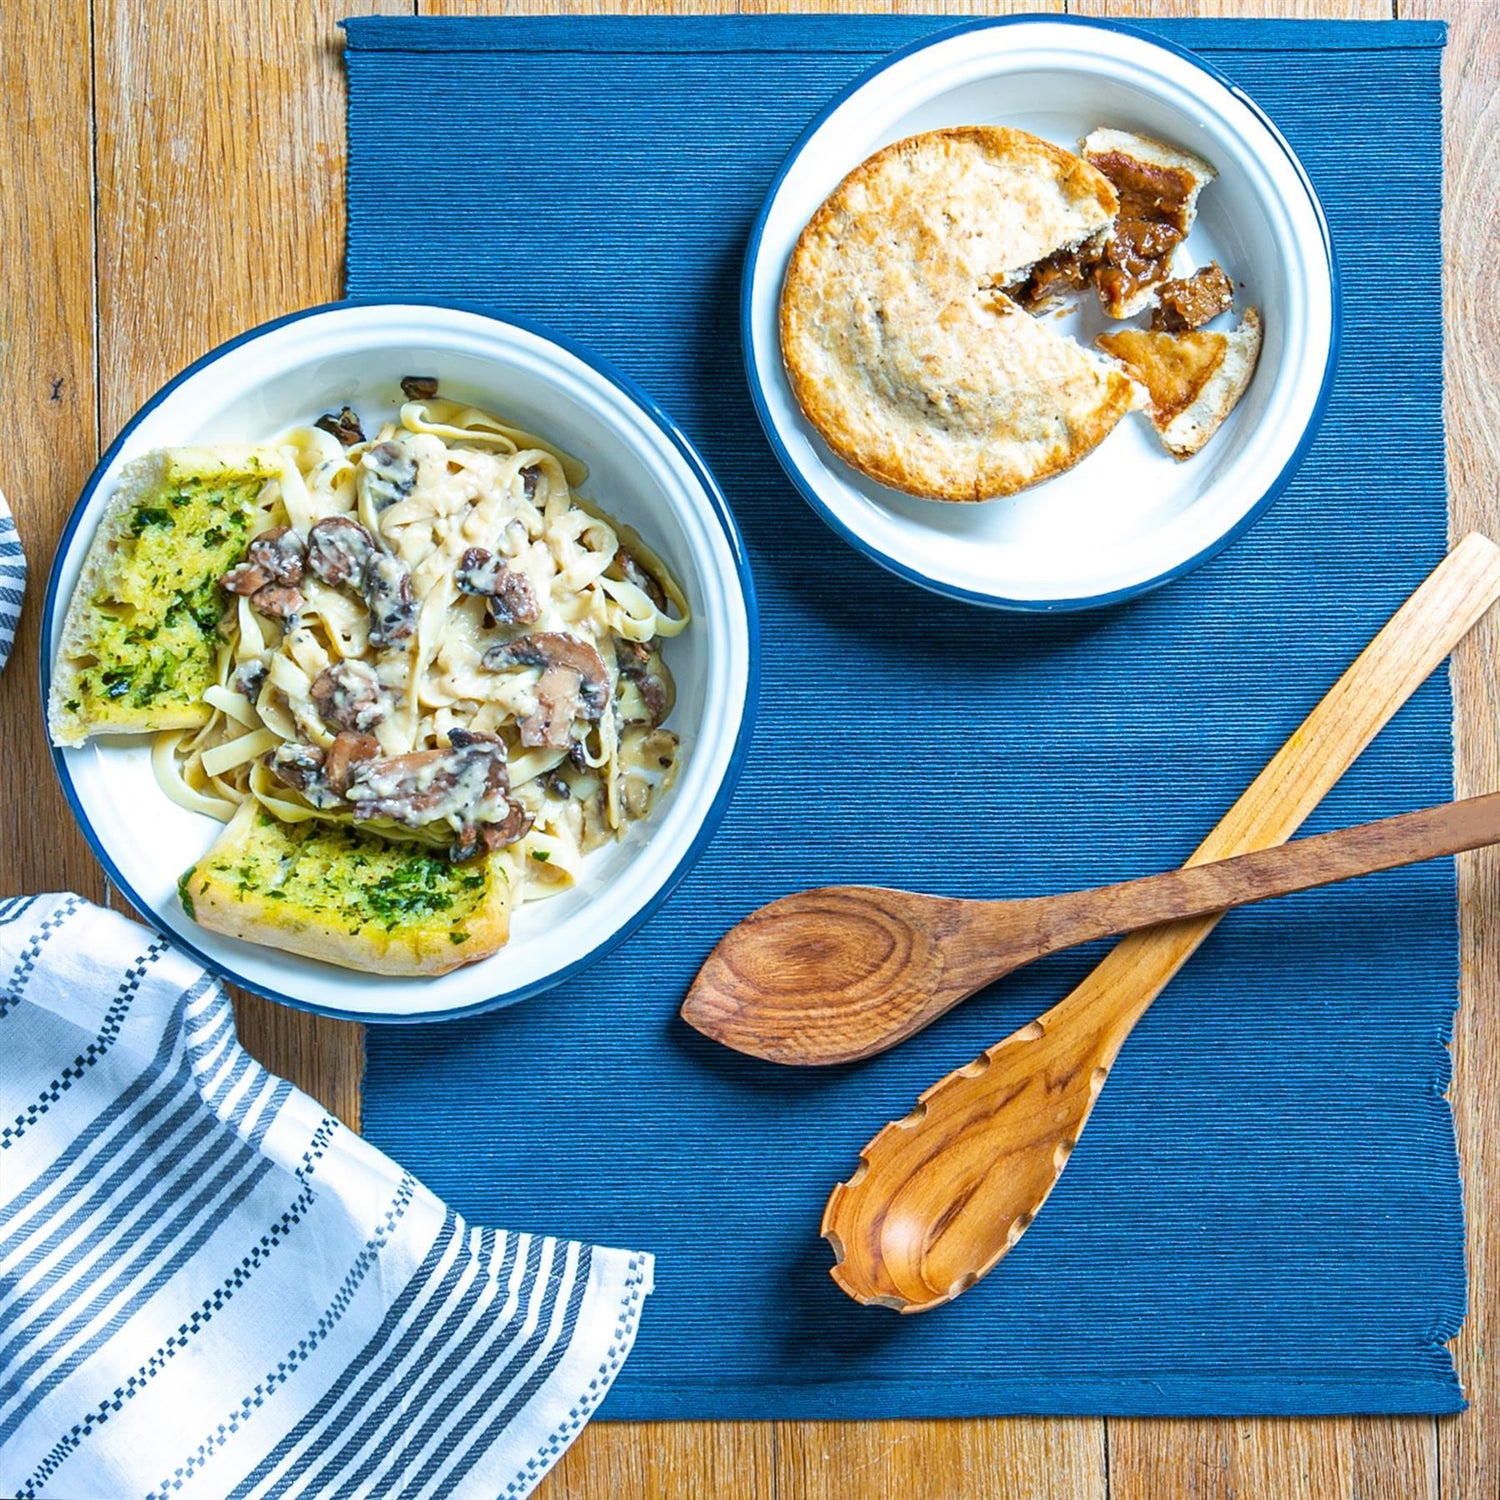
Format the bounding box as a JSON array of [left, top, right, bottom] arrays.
[[42, 300, 756, 1021]]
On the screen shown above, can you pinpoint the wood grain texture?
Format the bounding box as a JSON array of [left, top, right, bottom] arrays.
[[0, 0, 103, 902], [89, 0, 409, 1128], [1402, 7, 1500, 1500], [1080, 5, 1458, 1500], [688, 794, 1500, 1066], [6, 0, 1489, 1496], [823, 538, 1500, 1312]]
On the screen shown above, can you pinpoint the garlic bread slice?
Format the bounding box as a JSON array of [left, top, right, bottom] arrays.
[[178, 803, 513, 977], [49, 447, 279, 746]]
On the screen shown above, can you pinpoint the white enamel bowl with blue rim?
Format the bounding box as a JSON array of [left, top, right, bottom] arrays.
[[43, 300, 757, 1022], [742, 16, 1336, 611]]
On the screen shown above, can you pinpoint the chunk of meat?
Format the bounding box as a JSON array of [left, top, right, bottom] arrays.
[[1004, 239, 1106, 312], [1094, 219, 1185, 314], [1085, 150, 1198, 233], [1151, 262, 1235, 332]]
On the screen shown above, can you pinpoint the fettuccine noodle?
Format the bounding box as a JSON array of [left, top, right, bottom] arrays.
[[155, 389, 689, 904]]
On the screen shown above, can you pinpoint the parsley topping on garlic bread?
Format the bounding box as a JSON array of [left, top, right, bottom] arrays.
[[49, 447, 278, 746], [179, 803, 513, 976]]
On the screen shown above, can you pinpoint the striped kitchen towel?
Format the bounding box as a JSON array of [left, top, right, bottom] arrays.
[[0, 895, 652, 1500], [0, 489, 23, 675]]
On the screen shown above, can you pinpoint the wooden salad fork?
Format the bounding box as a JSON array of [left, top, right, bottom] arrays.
[[683, 791, 1500, 1068], [807, 534, 1500, 1312]]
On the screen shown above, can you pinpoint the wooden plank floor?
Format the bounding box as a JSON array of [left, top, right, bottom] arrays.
[[1, 2, 1493, 1495]]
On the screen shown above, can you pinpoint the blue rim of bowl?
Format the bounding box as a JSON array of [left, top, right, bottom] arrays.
[[41, 296, 761, 1025], [739, 13, 1341, 614]]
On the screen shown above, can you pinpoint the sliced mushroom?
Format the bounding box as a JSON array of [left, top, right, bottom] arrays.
[[615, 639, 673, 727], [455, 547, 541, 625], [343, 729, 530, 858], [363, 554, 416, 648], [451, 799, 535, 862], [314, 406, 365, 448], [400, 375, 440, 401], [483, 633, 610, 712], [231, 659, 269, 702], [483, 632, 611, 749], [619, 726, 679, 820], [358, 439, 419, 514], [247, 584, 305, 624], [613, 546, 668, 611], [446, 729, 535, 856], [306, 516, 376, 587], [311, 658, 391, 735], [323, 731, 381, 795], [221, 527, 306, 595], [265, 741, 343, 809], [305, 516, 417, 650]]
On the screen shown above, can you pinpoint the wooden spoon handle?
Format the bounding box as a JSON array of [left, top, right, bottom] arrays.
[[991, 788, 1500, 960], [824, 534, 1500, 1311]]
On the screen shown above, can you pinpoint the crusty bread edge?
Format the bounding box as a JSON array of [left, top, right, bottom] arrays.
[[49, 446, 287, 747], [180, 805, 512, 978], [1160, 308, 1262, 459], [48, 452, 173, 747]]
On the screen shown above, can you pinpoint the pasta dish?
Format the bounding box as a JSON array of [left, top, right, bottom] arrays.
[[158, 382, 688, 904]]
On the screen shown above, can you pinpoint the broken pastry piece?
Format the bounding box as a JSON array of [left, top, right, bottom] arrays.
[[1097, 308, 1262, 460], [1082, 129, 1217, 318]]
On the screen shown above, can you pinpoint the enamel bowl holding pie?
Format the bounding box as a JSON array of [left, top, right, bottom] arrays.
[[741, 16, 1336, 611]]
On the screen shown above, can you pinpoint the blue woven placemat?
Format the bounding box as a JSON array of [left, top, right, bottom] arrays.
[[344, 16, 1461, 1417]]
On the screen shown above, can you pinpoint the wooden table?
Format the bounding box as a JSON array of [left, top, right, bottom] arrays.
[[3, 2, 1495, 1495]]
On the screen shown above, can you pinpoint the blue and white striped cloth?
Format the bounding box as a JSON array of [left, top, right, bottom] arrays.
[[0, 488, 23, 676], [0, 895, 653, 1499]]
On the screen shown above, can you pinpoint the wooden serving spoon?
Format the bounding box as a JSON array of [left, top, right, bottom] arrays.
[[684, 790, 1500, 1067], [814, 533, 1500, 1312]]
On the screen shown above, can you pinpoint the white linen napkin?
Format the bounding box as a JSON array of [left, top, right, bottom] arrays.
[[0, 894, 652, 1500], [0, 488, 23, 675]]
